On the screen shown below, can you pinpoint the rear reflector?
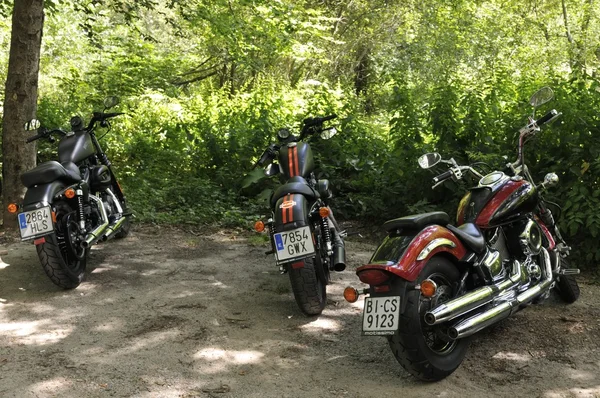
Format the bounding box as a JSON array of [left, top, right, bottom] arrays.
[[292, 261, 304, 269], [374, 285, 391, 293], [358, 269, 391, 285], [33, 237, 46, 245]]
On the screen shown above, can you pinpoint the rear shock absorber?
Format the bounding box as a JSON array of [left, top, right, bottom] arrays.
[[321, 216, 333, 255], [77, 190, 85, 230]]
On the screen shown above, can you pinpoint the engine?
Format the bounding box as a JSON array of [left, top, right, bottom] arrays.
[[504, 219, 544, 287]]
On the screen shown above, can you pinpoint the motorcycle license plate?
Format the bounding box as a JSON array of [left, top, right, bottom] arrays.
[[362, 296, 401, 336], [274, 226, 315, 262], [18, 206, 54, 240]]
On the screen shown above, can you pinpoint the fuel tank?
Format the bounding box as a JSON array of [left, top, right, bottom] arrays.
[[58, 131, 96, 164], [456, 172, 538, 228], [278, 142, 315, 179]]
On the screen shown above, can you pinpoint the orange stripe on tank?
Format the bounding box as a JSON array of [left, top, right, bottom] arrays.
[[288, 147, 295, 177], [293, 146, 300, 176]]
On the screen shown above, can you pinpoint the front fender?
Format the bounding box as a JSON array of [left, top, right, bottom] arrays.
[[357, 225, 468, 282]]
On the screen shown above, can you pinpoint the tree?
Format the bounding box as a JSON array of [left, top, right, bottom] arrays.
[[1, 0, 44, 230]]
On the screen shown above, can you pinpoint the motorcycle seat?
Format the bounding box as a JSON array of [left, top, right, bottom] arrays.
[[383, 211, 450, 232], [447, 223, 485, 254], [21, 160, 81, 188], [270, 176, 319, 208]]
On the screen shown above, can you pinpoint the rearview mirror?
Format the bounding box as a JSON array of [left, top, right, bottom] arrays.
[[529, 87, 554, 108], [321, 127, 337, 140], [24, 119, 41, 131], [418, 152, 442, 169], [103, 96, 120, 109]]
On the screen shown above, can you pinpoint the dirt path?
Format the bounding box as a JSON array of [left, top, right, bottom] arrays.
[[0, 226, 599, 398]]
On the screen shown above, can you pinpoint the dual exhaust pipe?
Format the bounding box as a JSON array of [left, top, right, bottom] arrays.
[[425, 248, 553, 340], [81, 195, 127, 248]]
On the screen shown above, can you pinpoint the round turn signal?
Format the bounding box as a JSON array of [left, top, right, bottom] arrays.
[[319, 207, 330, 218], [343, 286, 360, 303], [420, 279, 437, 298], [64, 188, 76, 199], [7, 203, 18, 214], [254, 220, 265, 233]]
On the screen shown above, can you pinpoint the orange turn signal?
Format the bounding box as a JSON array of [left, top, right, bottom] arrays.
[[420, 279, 437, 298], [343, 286, 360, 303], [64, 188, 76, 199], [319, 207, 330, 218], [254, 220, 265, 232], [7, 203, 18, 214]]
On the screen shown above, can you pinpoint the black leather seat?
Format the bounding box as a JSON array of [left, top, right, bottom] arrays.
[[383, 211, 450, 232], [447, 223, 486, 254], [21, 160, 81, 188], [270, 176, 319, 208]]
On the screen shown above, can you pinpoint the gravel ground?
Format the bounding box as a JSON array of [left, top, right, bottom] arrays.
[[0, 225, 598, 398]]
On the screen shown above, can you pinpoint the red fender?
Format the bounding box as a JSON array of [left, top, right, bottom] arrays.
[[357, 225, 468, 282]]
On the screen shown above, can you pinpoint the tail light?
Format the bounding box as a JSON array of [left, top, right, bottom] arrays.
[[358, 269, 391, 285]]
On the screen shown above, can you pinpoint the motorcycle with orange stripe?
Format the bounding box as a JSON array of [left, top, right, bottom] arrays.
[[343, 87, 580, 381], [253, 114, 346, 315], [6, 97, 131, 289]]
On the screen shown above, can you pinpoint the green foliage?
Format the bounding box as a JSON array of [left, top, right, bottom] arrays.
[[2, 0, 600, 268]]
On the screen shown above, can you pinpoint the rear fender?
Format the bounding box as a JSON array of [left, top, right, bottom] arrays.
[[22, 181, 67, 210], [273, 193, 311, 232], [357, 225, 468, 282]]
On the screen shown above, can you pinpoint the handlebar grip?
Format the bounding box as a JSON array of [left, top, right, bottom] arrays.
[[433, 170, 453, 183], [303, 114, 337, 127], [103, 112, 125, 118], [26, 134, 42, 143], [535, 109, 558, 127]]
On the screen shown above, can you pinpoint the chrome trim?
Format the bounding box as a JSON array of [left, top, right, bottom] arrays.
[[448, 248, 553, 340], [103, 216, 127, 240], [416, 238, 456, 261], [106, 188, 123, 214], [81, 195, 109, 248], [424, 258, 522, 326]]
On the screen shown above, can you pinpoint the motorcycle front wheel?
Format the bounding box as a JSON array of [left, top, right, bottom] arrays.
[[387, 256, 470, 381], [36, 202, 87, 289]]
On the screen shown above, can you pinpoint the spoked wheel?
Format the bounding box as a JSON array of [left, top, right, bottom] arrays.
[[36, 202, 88, 289], [387, 256, 470, 381]]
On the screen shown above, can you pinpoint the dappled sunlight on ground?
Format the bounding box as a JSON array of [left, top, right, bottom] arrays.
[[299, 316, 342, 332], [491, 351, 532, 362]]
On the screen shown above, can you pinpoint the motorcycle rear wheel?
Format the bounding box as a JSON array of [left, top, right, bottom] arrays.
[[36, 202, 87, 289], [288, 256, 327, 316], [387, 256, 470, 381]]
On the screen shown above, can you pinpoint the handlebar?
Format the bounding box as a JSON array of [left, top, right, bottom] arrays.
[[26, 133, 43, 143], [303, 114, 337, 128], [433, 170, 453, 184], [535, 109, 559, 127]]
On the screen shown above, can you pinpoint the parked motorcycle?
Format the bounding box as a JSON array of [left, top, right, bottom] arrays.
[[343, 87, 580, 380], [254, 115, 346, 315], [7, 97, 132, 289]]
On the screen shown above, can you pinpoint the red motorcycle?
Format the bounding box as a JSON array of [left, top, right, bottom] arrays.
[[344, 87, 580, 381]]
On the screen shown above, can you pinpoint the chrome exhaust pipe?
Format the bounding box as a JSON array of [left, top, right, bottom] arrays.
[[81, 195, 109, 249], [448, 248, 553, 340], [424, 259, 522, 325], [102, 216, 127, 241]]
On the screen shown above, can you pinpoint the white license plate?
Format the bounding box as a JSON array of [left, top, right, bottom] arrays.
[[362, 296, 401, 336], [274, 226, 315, 262], [18, 206, 54, 240]]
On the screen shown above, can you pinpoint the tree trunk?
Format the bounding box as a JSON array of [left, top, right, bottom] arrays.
[[1, 0, 44, 230]]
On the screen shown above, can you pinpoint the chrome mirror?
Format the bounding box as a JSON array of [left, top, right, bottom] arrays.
[[529, 87, 554, 108], [321, 127, 337, 140], [23, 119, 41, 131], [418, 152, 442, 169], [543, 172, 559, 187]]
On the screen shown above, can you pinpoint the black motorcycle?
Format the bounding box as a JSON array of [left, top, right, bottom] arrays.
[[254, 115, 346, 315], [10, 97, 131, 289]]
